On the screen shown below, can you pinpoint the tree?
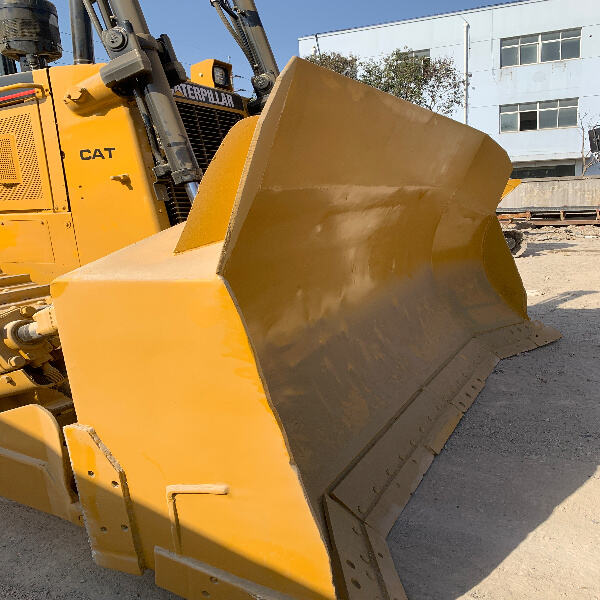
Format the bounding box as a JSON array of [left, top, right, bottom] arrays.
[[304, 51, 360, 80], [360, 50, 427, 106], [304, 49, 464, 117], [579, 111, 600, 176]]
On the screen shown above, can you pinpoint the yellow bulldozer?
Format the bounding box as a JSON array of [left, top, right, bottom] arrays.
[[0, 0, 559, 598]]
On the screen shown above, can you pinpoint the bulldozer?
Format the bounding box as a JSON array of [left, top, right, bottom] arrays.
[[0, 0, 560, 598]]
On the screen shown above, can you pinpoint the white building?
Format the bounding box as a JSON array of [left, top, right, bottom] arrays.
[[298, 0, 600, 177]]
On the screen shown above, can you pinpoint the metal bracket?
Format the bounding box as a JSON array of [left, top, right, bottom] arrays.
[[166, 484, 230, 554], [64, 424, 145, 575], [155, 546, 296, 600]]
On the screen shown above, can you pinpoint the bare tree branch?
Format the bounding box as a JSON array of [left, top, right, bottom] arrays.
[[579, 111, 600, 176]]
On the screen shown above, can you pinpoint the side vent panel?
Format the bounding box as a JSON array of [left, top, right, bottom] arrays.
[[0, 106, 52, 210]]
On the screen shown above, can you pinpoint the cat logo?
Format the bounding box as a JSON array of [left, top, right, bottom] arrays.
[[172, 82, 244, 111], [80, 148, 116, 160]]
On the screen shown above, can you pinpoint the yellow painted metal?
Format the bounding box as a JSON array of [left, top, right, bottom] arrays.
[[502, 178, 521, 198], [0, 60, 252, 289], [0, 404, 80, 523], [63, 70, 126, 116], [190, 59, 235, 91], [0, 63, 173, 521], [56, 222, 336, 599], [0, 64, 169, 285], [48, 64, 170, 269], [0, 59, 253, 525], [0, 212, 79, 283], [0, 290, 77, 519], [64, 424, 144, 574], [154, 546, 301, 600], [51, 58, 559, 599]]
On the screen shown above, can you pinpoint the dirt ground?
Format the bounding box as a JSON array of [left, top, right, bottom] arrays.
[[390, 226, 600, 600], [1, 227, 599, 599]]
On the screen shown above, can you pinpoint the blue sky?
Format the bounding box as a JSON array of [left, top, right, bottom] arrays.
[[52, 0, 523, 92]]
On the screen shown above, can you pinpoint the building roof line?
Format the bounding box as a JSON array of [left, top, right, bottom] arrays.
[[298, 0, 549, 41]]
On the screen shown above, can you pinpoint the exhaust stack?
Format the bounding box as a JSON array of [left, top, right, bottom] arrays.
[[69, 0, 94, 65]]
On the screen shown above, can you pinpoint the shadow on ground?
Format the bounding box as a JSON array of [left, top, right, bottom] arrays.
[[0, 499, 178, 599], [387, 294, 600, 599], [519, 241, 576, 257]]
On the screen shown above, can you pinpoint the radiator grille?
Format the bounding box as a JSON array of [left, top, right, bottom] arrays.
[[0, 113, 42, 202], [163, 181, 194, 225], [165, 101, 244, 225]]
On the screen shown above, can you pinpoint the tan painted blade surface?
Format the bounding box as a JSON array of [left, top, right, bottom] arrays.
[[216, 57, 560, 597]]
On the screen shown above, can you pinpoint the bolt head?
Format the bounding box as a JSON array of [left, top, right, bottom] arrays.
[[8, 355, 25, 368], [104, 27, 128, 51]]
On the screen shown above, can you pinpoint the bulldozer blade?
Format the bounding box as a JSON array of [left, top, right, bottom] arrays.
[[51, 57, 560, 600]]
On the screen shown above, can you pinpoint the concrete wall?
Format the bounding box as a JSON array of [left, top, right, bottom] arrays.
[[499, 176, 600, 210], [298, 0, 600, 169]]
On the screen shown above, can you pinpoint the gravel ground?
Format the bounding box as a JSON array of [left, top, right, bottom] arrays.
[[1, 227, 599, 599], [389, 227, 600, 599]]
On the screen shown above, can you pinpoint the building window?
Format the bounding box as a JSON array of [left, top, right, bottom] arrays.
[[500, 28, 581, 67], [511, 163, 575, 178], [500, 98, 578, 132], [408, 49, 430, 59]]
